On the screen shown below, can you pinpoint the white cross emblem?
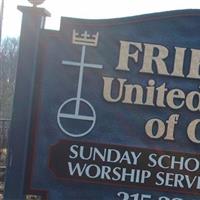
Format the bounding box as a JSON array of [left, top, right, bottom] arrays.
[[57, 30, 103, 137]]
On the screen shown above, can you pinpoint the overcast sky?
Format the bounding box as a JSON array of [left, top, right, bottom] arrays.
[[3, 0, 200, 38]]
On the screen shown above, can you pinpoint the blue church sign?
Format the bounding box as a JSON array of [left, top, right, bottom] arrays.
[[4, 3, 200, 200]]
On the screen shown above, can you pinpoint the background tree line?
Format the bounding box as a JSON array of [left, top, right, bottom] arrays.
[[0, 37, 18, 119]]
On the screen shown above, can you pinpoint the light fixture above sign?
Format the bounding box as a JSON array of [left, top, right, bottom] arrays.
[[27, 0, 46, 7]]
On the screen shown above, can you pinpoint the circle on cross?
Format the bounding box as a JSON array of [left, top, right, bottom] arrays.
[[57, 98, 96, 137]]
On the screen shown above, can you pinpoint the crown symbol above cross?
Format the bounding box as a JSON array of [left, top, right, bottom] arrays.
[[72, 30, 99, 47]]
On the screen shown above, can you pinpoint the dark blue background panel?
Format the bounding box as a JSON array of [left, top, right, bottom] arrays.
[[26, 10, 200, 199]]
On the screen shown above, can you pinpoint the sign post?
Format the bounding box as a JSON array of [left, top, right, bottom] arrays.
[[4, 4, 50, 199]]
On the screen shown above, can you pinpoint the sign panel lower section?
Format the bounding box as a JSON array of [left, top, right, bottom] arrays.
[[49, 140, 200, 195]]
